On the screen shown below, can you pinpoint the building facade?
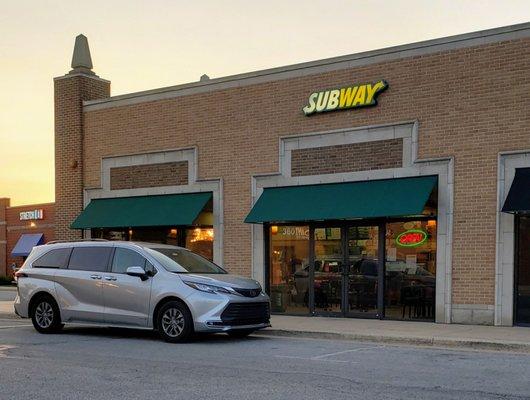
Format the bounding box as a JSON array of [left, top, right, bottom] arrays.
[[54, 24, 530, 326], [0, 199, 55, 277]]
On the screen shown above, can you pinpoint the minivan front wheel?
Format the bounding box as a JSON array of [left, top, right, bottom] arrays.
[[157, 301, 193, 343], [30, 296, 63, 334]]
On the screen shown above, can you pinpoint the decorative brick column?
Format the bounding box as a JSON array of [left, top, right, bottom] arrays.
[[54, 35, 110, 240]]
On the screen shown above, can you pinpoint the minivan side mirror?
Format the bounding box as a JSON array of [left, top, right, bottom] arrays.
[[126, 266, 148, 281]]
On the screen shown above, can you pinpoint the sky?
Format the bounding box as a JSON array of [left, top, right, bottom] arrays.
[[0, 0, 529, 206]]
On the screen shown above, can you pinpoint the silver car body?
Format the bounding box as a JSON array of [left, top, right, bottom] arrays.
[[14, 241, 270, 333]]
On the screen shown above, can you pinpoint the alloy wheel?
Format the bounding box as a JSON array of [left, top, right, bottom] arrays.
[[161, 308, 185, 338], [35, 302, 54, 329]]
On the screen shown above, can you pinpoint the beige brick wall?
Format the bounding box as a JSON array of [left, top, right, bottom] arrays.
[[73, 38, 530, 307], [110, 161, 188, 190], [54, 74, 110, 241], [291, 139, 402, 177]]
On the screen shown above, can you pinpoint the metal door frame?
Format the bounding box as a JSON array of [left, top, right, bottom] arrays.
[[310, 222, 383, 318], [514, 215, 530, 326]]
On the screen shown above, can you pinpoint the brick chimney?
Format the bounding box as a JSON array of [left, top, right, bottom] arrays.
[[54, 35, 110, 240]]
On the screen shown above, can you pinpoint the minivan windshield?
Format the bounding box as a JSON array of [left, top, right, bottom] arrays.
[[146, 247, 227, 274]]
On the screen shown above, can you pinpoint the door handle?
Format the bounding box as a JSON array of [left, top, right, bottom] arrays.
[[104, 276, 117, 281], [90, 275, 102, 280]]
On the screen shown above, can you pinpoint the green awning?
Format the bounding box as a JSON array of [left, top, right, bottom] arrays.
[[71, 192, 212, 229], [245, 176, 437, 223], [502, 168, 530, 213]]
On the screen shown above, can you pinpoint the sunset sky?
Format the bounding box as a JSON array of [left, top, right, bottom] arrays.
[[1, 0, 529, 206]]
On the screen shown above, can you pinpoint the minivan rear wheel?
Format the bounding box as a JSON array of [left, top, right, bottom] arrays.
[[30, 295, 63, 334], [157, 301, 193, 343]]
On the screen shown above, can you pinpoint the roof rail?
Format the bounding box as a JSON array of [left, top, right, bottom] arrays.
[[45, 239, 109, 245]]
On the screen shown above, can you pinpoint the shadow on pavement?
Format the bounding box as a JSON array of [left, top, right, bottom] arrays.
[[56, 325, 269, 344]]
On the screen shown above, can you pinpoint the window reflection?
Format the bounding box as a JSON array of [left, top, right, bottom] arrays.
[[385, 220, 436, 321], [314, 228, 342, 313], [185, 227, 214, 261], [347, 226, 379, 314], [91, 226, 214, 261], [269, 225, 309, 314]]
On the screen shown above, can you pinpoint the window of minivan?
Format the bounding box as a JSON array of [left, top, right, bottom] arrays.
[[68, 247, 112, 272], [112, 248, 154, 274], [146, 247, 226, 274], [33, 248, 72, 269]]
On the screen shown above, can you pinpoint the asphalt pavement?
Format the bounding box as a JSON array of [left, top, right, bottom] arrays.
[[0, 287, 16, 301], [1, 318, 529, 400]]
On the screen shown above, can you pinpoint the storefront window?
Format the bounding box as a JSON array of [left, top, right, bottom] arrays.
[[91, 226, 214, 261], [185, 227, 214, 261], [269, 225, 309, 314], [385, 220, 437, 321]]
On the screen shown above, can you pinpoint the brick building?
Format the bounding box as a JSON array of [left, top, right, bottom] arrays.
[[54, 24, 530, 326], [0, 199, 55, 277]]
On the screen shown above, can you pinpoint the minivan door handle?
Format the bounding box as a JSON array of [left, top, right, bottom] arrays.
[[103, 276, 117, 281], [90, 274, 102, 280]]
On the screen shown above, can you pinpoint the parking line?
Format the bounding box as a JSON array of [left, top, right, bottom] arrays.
[[312, 346, 385, 359], [274, 345, 384, 364], [275, 355, 352, 363], [0, 324, 32, 329]]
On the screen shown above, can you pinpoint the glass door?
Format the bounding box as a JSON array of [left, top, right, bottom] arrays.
[[313, 227, 343, 314], [345, 226, 380, 317], [516, 216, 530, 325], [312, 224, 381, 317]]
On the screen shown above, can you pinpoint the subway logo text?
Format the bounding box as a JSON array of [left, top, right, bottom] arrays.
[[303, 80, 388, 116]]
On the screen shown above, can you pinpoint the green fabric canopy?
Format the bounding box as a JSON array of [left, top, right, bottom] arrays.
[[245, 176, 437, 223], [502, 168, 530, 213], [71, 192, 212, 229]]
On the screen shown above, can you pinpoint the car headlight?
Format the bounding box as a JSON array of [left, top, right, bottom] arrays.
[[183, 281, 233, 295]]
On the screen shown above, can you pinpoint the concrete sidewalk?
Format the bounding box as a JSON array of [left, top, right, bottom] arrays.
[[259, 315, 530, 352], [2, 297, 529, 352], [0, 287, 17, 319]]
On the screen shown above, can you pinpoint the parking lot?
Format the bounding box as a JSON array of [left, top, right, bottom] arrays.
[[1, 316, 530, 400]]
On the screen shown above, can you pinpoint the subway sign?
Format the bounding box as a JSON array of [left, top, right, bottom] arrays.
[[303, 80, 388, 116]]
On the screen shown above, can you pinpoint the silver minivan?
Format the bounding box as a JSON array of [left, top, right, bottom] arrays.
[[14, 240, 270, 342]]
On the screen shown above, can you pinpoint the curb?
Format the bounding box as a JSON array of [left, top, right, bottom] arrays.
[[257, 328, 530, 353]]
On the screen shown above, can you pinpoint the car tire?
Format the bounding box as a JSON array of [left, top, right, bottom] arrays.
[[227, 329, 255, 339], [30, 295, 63, 334], [157, 301, 193, 343]]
